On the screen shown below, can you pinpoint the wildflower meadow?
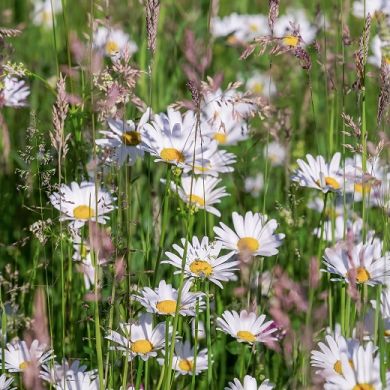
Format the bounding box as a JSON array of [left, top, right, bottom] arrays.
[[0, 0, 390, 389]]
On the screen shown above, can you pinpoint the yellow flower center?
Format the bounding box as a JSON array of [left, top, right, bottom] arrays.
[[213, 132, 227, 144], [178, 359, 193, 372], [325, 176, 340, 190], [42, 10, 52, 23], [249, 23, 259, 32], [356, 267, 370, 283], [160, 148, 185, 163], [80, 243, 89, 259], [384, 329, 390, 336], [227, 35, 238, 45], [352, 385, 374, 390], [189, 194, 205, 207], [237, 237, 259, 253], [19, 361, 30, 370], [156, 299, 177, 314], [237, 330, 256, 342], [131, 339, 153, 354], [333, 360, 343, 374], [189, 260, 213, 277], [105, 40, 120, 54], [252, 82, 264, 95], [193, 164, 211, 172], [73, 205, 95, 220], [283, 35, 299, 47], [384, 56, 390, 65], [121, 131, 141, 146], [354, 182, 371, 194]]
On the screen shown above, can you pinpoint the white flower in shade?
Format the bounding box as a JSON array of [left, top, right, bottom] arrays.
[[264, 142, 286, 167], [163, 236, 239, 288], [323, 239, 390, 286], [182, 141, 236, 177], [0, 339, 54, 373], [157, 341, 208, 376], [32, 0, 62, 28], [200, 87, 256, 145], [291, 153, 343, 193], [172, 175, 229, 217], [0, 76, 30, 107], [132, 280, 205, 317], [311, 331, 359, 377], [368, 35, 389, 67], [41, 359, 87, 384], [244, 174, 264, 198], [95, 110, 149, 166], [324, 342, 381, 389], [274, 8, 317, 47], [142, 107, 204, 167], [93, 26, 138, 59], [313, 216, 363, 243], [214, 211, 285, 257], [225, 375, 275, 390], [0, 374, 15, 390], [106, 313, 169, 361], [245, 72, 276, 99], [344, 154, 385, 202], [191, 319, 206, 340], [216, 310, 277, 344], [352, 0, 390, 18], [49, 181, 115, 229]]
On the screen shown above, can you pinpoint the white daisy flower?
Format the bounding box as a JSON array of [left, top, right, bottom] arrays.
[[41, 359, 88, 384], [323, 238, 390, 286], [32, 0, 62, 29], [313, 216, 363, 242], [106, 313, 169, 361], [191, 319, 206, 340], [225, 375, 275, 390], [182, 141, 236, 177], [213, 211, 285, 257], [291, 152, 343, 193], [72, 238, 97, 290], [157, 340, 208, 376], [324, 342, 381, 389], [264, 142, 286, 167], [95, 110, 149, 166], [0, 374, 15, 390], [171, 175, 229, 217], [274, 8, 317, 47], [93, 26, 138, 59], [216, 310, 277, 344], [163, 236, 238, 288], [0, 339, 54, 373], [132, 280, 205, 317], [311, 332, 359, 377], [244, 174, 264, 198], [49, 181, 115, 229], [142, 107, 205, 167], [353, 0, 390, 18], [245, 72, 276, 99], [368, 35, 389, 68], [0, 76, 30, 108]]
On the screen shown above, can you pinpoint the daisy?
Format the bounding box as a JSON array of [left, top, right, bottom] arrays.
[[0, 339, 54, 373], [324, 342, 381, 389], [32, 0, 62, 29], [312, 216, 363, 242], [225, 375, 275, 390], [106, 313, 169, 361], [244, 174, 264, 198], [245, 72, 276, 99], [142, 107, 203, 168], [132, 280, 205, 317], [171, 175, 229, 217], [182, 141, 237, 177], [0, 375, 15, 390], [163, 236, 238, 288], [95, 110, 149, 166], [0, 76, 30, 108], [213, 211, 285, 257], [291, 152, 343, 193], [274, 8, 317, 47], [157, 340, 208, 376], [311, 331, 359, 377], [352, 0, 390, 18], [216, 310, 277, 344], [368, 35, 390, 67], [49, 181, 115, 229], [264, 142, 286, 167], [93, 26, 138, 59], [323, 238, 390, 286], [41, 359, 88, 385]]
